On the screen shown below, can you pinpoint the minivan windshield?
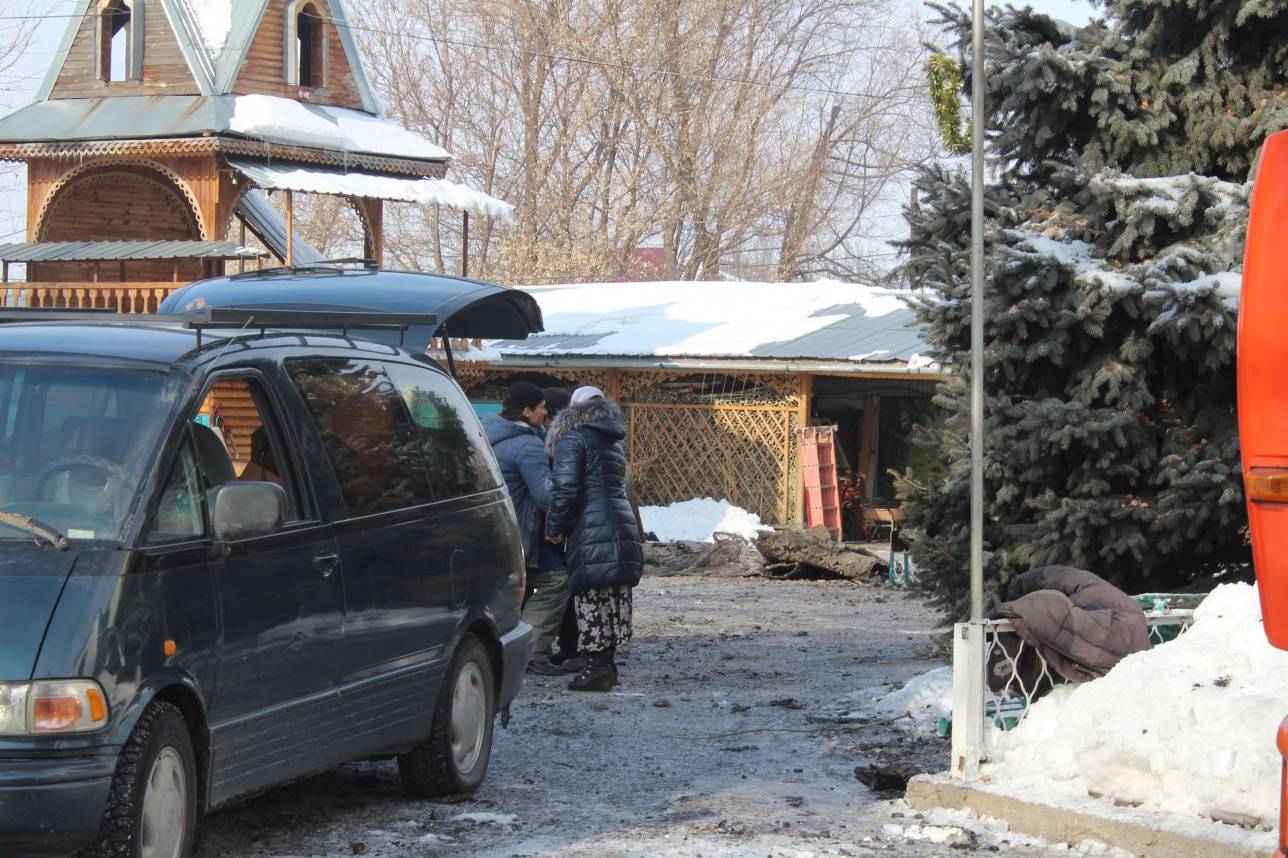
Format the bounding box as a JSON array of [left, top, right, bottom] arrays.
[[0, 362, 185, 544]]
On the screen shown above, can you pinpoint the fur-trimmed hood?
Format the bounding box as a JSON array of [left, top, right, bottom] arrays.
[[545, 397, 626, 455]]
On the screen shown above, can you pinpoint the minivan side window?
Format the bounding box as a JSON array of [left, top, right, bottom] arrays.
[[144, 438, 206, 545], [288, 359, 433, 516], [384, 362, 501, 498]]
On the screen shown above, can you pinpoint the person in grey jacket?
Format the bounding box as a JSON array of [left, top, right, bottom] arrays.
[[544, 386, 644, 691], [481, 382, 567, 675]]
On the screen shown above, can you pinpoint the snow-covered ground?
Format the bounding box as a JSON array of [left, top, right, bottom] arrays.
[[833, 666, 953, 737], [191, 572, 1092, 857], [640, 498, 773, 543], [848, 582, 1284, 854], [984, 582, 1283, 851]]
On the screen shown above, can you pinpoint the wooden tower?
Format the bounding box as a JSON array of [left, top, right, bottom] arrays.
[[0, 0, 509, 310]]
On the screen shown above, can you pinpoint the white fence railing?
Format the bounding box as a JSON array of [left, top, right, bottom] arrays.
[[951, 609, 1195, 779]]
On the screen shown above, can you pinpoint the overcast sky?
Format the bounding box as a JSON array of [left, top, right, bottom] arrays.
[[0, 0, 1098, 244]]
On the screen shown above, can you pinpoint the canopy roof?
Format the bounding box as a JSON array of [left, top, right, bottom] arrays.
[[229, 160, 513, 220], [0, 240, 264, 263], [484, 280, 943, 375], [0, 95, 447, 167]]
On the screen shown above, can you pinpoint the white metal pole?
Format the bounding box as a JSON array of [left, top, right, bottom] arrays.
[[970, 0, 986, 623]]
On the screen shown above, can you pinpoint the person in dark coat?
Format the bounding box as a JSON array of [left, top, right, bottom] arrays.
[[544, 385, 643, 691], [481, 382, 566, 675]]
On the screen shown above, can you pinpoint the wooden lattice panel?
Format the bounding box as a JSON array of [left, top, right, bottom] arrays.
[[626, 402, 797, 526], [619, 369, 800, 406], [463, 368, 613, 400]]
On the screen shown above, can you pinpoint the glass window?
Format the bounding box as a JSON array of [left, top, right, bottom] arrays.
[[195, 377, 306, 522], [0, 362, 184, 543], [385, 362, 500, 499], [144, 438, 205, 545], [288, 359, 433, 516]]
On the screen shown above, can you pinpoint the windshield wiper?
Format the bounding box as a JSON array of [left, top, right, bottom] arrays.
[[0, 512, 70, 551]]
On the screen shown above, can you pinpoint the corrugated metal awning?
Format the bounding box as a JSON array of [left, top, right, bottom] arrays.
[[234, 189, 326, 265], [228, 159, 514, 221], [0, 240, 266, 263]]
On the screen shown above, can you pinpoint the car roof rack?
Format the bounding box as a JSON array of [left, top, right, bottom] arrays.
[[0, 307, 438, 351], [229, 257, 379, 279]]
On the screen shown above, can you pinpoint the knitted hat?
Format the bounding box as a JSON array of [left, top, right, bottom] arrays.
[[502, 381, 545, 413]]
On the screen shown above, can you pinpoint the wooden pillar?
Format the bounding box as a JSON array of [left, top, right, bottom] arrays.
[[353, 197, 384, 267], [461, 212, 470, 277], [285, 190, 294, 265], [239, 221, 247, 274], [794, 373, 813, 526], [607, 368, 623, 401], [858, 394, 880, 502]]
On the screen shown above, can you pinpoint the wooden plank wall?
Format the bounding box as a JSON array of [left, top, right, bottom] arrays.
[[30, 162, 206, 282], [50, 3, 200, 98], [234, 1, 362, 109]]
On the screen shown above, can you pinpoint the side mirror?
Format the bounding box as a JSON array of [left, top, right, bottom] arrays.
[[209, 482, 286, 542]]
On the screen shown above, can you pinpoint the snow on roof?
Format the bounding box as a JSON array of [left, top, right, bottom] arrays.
[[189, 0, 233, 57], [228, 94, 450, 162], [229, 160, 512, 219], [486, 280, 938, 369]]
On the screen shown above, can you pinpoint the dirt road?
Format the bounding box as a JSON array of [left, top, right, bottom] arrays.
[[193, 571, 1116, 857]]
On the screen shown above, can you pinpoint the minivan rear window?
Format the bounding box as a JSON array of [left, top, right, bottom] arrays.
[[288, 359, 434, 516], [0, 362, 184, 543], [384, 362, 500, 498]]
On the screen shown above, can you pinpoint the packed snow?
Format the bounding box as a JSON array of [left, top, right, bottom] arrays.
[[834, 665, 953, 736], [979, 582, 1284, 851], [229, 94, 451, 162], [639, 498, 773, 543], [493, 280, 923, 361], [187, 0, 232, 57]]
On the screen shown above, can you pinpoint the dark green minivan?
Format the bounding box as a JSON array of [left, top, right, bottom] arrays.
[[0, 269, 542, 857]]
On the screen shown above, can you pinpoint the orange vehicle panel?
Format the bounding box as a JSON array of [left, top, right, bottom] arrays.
[[1239, 129, 1288, 651]]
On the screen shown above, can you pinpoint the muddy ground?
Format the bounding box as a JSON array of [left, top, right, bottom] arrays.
[[192, 565, 1115, 857]]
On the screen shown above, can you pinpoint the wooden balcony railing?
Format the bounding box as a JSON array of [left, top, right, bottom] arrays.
[[0, 282, 182, 314]]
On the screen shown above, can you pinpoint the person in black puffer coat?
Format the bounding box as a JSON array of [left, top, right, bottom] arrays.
[[544, 386, 643, 691]]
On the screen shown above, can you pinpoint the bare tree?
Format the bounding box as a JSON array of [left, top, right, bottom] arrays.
[[0, 1, 53, 242], [353, 0, 936, 283]]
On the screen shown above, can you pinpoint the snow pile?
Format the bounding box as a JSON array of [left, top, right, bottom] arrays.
[[640, 498, 772, 543], [985, 582, 1288, 830], [495, 280, 922, 361], [229, 95, 451, 161], [833, 666, 952, 735]]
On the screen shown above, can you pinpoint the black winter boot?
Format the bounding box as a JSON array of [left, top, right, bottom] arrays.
[[567, 651, 616, 692]]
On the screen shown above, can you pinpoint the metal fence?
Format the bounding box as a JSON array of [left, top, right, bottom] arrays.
[[951, 609, 1195, 778]]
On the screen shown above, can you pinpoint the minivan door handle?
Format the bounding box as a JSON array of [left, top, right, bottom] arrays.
[[313, 552, 341, 578]]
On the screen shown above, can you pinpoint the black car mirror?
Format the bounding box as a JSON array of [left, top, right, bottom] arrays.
[[209, 482, 286, 542]]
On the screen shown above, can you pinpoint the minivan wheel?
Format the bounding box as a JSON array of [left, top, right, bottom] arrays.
[[82, 701, 197, 858], [398, 635, 496, 797]]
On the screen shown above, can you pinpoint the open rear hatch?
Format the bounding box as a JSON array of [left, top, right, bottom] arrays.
[[159, 268, 543, 350]]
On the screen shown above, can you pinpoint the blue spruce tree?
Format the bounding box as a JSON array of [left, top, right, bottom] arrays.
[[899, 0, 1273, 616]]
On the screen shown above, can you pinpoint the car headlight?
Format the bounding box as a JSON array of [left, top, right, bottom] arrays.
[[0, 680, 109, 735]]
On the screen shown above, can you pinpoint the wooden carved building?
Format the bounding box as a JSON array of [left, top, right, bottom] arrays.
[[0, 0, 509, 310]]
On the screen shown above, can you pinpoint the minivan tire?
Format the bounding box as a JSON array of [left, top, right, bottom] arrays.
[[398, 635, 496, 797], [82, 701, 197, 858]]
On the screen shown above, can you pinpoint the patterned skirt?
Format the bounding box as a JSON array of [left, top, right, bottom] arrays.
[[574, 585, 634, 654]]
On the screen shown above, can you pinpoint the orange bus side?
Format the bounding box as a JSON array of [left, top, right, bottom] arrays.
[[1239, 129, 1288, 651]]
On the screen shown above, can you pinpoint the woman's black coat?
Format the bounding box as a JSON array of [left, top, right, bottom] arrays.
[[544, 398, 644, 593]]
